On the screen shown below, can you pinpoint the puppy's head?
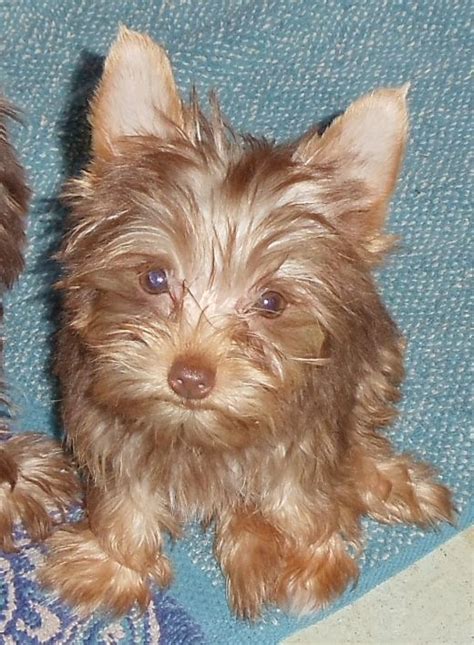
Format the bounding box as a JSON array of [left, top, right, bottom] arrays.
[[60, 28, 408, 449]]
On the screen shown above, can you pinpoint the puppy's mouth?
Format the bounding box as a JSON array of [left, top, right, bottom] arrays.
[[158, 393, 216, 413], [175, 399, 207, 411], [181, 399, 226, 416]]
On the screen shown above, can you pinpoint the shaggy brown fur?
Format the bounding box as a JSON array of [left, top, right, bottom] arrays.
[[0, 98, 78, 552], [0, 100, 28, 288], [40, 28, 453, 617]]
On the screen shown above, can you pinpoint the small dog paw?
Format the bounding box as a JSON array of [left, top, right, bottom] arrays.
[[41, 523, 169, 615], [365, 457, 455, 527], [216, 512, 283, 619], [405, 461, 455, 525], [0, 434, 79, 551], [276, 538, 358, 615], [225, 556, 277, 620]]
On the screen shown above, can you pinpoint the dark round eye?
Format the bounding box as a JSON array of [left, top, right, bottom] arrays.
[[254, 291, 286, 317], [140, 268, 169, 294]]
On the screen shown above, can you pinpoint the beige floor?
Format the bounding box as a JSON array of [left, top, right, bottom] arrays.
[[282, 527, 473, 645]]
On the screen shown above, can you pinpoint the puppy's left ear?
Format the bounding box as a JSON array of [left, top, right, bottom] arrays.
[[90, 26, 184, 159], [296, 86, 409, 240]]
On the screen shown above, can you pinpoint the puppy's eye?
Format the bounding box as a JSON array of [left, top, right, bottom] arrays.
[[140, 268, 169, 294], [254, 291, 286, 317]]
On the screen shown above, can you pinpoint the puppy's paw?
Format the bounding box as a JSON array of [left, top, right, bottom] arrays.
[[41, 523, 170, 616], [0, 434, 79, 551], [365, 456, 455, 527], [216, 512, 283, 619], [224, 550, 279, 620], [276, 537, 358, 615]]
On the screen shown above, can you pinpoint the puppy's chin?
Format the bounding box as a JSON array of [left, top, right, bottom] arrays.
[[152, 400, 266, 451]]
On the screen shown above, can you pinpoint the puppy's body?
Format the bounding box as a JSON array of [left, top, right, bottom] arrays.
[[42, 29, 453, 617], [0, 100, 78, 552]]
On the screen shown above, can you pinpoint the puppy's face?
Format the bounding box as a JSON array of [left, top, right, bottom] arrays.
[[60, 28, 408, 449]]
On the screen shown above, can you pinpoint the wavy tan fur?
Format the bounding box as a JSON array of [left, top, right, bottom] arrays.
[[43, 29, 453, 618]]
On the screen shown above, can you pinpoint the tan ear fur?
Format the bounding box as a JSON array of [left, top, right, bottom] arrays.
[[90, 26, 184, 159], [297, 85, 409, 235]]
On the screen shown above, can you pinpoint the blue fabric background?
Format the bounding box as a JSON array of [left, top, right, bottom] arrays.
[[0, 1, 471, 643]]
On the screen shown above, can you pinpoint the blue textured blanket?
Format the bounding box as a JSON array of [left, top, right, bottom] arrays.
[[0, 1, 471, 643]]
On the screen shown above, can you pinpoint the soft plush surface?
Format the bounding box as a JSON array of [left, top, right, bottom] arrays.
[[0, 1, 471, 643]]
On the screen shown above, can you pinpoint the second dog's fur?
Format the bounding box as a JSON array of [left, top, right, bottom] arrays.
[[0, 99, 78, 552]]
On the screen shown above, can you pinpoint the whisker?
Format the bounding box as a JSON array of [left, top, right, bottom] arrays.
[[287, 356, 329, 366], [184, 282, 216, 328]]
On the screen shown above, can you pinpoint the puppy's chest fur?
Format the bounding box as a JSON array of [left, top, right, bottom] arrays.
[[157, 441, 279, 519], [135, 428, 323, 525]]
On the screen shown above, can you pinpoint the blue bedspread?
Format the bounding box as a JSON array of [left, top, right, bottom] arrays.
[[0, 1, 471, 643]]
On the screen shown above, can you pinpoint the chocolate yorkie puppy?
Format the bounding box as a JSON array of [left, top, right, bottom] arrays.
[[41, 28, 453, 617], [0, 100, 78, 552]]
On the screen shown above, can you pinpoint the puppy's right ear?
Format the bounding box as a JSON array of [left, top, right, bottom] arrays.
[[90, 26, 184, 159]]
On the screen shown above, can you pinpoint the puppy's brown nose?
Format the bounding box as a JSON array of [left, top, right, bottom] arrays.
[[168, 359, 216, 400]]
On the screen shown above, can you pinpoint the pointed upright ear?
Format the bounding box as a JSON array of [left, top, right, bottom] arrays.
[[90, 26, 184, 159], [296, 86, 409, 239]]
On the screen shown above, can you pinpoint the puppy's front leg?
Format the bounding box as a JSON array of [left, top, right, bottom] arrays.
[[215, 507, 285, 619], [41, 478, 174, 615]]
